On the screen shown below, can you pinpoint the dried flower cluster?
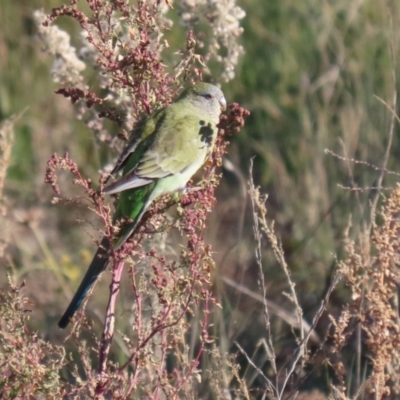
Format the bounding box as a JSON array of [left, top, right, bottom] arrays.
[[34, 10, 86, 86], [35, 0, 249, 397], [329, 184, 400, 397], [0, 278, 65, 397], [237, 150, 400, 398], [177, 0, 246, 81], [43, 103, 248, 397], [35, 1, 176, 148], [0, 115, 17, 258], [34, 0, 245, 152]]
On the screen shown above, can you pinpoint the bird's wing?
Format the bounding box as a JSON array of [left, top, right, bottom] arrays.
[[109, 109, 164, 177], [104, 111, 212, 195]]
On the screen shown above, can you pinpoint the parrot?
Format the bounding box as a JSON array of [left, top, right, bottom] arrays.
[[58, 83, 227, 328]]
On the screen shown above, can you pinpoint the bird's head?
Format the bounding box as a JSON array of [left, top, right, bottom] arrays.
[[179, 83, 227, 115]]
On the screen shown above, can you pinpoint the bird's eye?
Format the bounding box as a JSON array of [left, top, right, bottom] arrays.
[[202, 93, 212, 100]]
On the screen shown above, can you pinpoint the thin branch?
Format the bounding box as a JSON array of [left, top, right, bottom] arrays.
[[222, 276, 320, 345], [324, 149, 400, 178], [369, 26, 398, 230], [278, 267, 342, 397], [234, 341, 277, 397], [248, 158, 277, 374], [97, 259, 125, 375]]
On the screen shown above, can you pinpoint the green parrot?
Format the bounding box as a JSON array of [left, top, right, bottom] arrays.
[[58, 83, 226, 328]]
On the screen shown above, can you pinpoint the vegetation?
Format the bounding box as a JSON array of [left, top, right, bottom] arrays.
[[2, 0, 400, 398]]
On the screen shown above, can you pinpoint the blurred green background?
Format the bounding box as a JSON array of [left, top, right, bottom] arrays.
[[1, 0, 400, 395]]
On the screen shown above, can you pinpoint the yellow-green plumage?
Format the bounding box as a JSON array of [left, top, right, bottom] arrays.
[[58, 83, 226, 328]]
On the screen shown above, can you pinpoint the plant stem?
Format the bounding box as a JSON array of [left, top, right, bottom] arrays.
[[98, 259, 124, 375]]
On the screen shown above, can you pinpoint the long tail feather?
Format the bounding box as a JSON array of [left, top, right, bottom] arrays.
[[58, 237, 110, 329], [58, 184, 156, 329]]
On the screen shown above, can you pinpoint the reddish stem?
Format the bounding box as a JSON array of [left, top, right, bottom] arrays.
[[125, 266, 143, 396], [97, 259, 125, 375], [170, 294, 211, 397]]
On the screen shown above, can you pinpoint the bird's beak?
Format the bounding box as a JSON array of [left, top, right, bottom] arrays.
[[219, 96, 227, 111]]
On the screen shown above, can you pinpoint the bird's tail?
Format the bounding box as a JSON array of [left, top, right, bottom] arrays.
[[58, 183, 156, 329], [58, 237, 110, 329]]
